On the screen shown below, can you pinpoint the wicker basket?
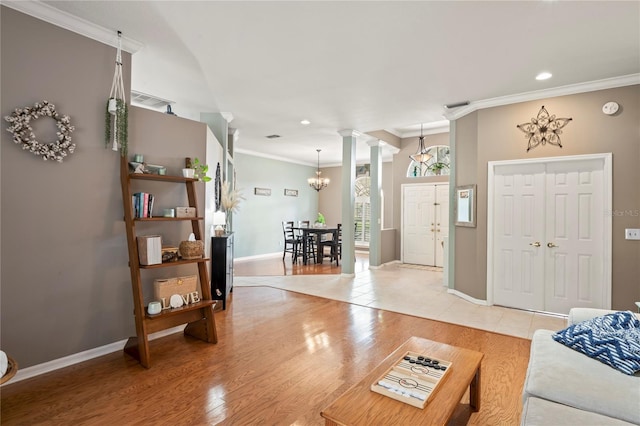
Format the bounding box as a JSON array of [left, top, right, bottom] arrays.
[[179, 240, 204, 259]]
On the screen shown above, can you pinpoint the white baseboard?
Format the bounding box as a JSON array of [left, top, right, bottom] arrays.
[[447, 289, 489, 306], [235, 252, 281, 262], [3, 326, 184, 385]]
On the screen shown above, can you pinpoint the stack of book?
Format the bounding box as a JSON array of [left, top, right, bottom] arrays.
[[133, 192, 155, 218]]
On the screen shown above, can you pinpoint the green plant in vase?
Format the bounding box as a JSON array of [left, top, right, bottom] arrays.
[[104, 98, 128, 156], [427, 162, 449, 175], [192, 158, 212, 182]]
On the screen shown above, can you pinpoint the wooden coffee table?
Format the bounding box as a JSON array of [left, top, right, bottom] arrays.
[[321, 336, 484, 425]]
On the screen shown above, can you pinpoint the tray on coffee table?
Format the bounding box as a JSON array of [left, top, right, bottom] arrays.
[[371, 351, 452, 408]]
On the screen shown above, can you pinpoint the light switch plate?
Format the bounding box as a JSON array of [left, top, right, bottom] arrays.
[[625, 229, 640, 240]]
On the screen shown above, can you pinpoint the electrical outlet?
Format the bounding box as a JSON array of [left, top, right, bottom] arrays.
[[625, 228, 640, 240]]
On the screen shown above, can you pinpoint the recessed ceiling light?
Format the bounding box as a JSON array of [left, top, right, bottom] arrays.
[[300, 119, 311, 125], [536, 72, 552, 81]]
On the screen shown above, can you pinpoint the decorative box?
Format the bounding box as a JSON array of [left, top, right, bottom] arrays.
[[176, 207, 196, 218], [137, 235, 162, 265], [161, 246, 179, 263]]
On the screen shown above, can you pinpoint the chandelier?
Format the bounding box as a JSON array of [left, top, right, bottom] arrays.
[[308, 149, 330, 191], [409, 123, 432, 164]]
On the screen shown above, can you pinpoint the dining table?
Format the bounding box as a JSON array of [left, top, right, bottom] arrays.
[[291, 224, 339, 265]]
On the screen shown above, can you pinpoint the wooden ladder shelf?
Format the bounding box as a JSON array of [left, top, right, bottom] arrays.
[[120, 157, 217, 368]]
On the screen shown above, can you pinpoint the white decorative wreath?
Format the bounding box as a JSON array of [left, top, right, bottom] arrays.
[[4, 100, 75, 162]]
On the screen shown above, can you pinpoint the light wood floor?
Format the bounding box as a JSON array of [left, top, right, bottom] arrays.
[[1, 286, 531, 425], [234, 251, 370, 276]]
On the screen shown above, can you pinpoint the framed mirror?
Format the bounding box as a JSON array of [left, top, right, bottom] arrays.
[[455, 184, 476, 227]]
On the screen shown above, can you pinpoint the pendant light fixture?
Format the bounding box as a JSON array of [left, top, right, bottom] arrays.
[[409, 123, 432, 164], [308, 149, 330, 191]]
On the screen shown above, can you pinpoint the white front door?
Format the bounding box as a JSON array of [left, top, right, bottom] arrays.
[[403, 185, 432, 265], [489, 154, 611, 315], [402, 183, 449, 266]]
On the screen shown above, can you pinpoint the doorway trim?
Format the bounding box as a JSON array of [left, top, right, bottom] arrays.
[[486, 153, 612, 308]]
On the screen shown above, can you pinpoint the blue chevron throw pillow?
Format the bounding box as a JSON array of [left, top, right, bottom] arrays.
[[553, 311, 640, 376]]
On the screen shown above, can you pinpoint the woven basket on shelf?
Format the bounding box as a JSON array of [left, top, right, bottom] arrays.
[[179, 240, 204, 259]]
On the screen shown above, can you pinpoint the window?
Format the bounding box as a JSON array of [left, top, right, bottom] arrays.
[[354, 176, 370, 247], [407, 145, 450, 177]]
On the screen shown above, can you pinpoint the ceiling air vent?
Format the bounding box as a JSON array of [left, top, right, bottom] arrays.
[[131, 90, 174, 110], [266, 134, 281, 139], [444, 101, 470, 109]]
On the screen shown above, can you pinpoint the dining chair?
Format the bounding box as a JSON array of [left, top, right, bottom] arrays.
[[297, 220, 317, 264], [282, 221, 298, 262], [318, 224, 340, 266]]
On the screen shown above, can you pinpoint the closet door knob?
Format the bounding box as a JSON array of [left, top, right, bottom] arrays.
[[547, 242, 558, 248], [529, 242, 541, 247]]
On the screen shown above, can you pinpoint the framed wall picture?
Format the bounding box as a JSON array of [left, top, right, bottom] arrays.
[[284, 189, 298, 197], [254, 187, 271, 196], [455, 184, 476, 227]]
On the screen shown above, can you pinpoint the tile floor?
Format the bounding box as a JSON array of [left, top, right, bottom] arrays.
[[234, 259, 568, 340]]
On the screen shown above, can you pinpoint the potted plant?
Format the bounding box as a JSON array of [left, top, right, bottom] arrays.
[[315, 213, 326, 227], [427, 162, 449, 175], [182, 157, 212, 181], [192, 158, 211, 182], [105, 31, 128, 156], [105, 98, 128, 156]]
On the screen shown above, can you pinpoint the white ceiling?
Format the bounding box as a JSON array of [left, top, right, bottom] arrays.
[[20, 1, 640, 166]]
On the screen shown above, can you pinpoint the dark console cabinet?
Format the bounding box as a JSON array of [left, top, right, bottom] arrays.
[[211, 233, 233, 310]]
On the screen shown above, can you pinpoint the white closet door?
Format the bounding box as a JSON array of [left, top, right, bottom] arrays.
[[493, 164, 546, 311], [490, 156, 609, 315], [544, 159, 604, 313]]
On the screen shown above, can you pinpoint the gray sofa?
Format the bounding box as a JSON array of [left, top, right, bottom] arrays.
[[521, 308, 640, 425]]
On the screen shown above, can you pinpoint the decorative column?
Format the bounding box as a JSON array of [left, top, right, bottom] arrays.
[[339, 129, 358, 276], [368, 139, 382, 267]]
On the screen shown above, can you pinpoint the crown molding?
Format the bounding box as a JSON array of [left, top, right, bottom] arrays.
[[400, 120, 451, 138], [383, 144, 401, 155], [381, 128, 402, 138], [233, 148, 314, 167], [338, 129, 362, 138], [443, 73, 640, 121], [2, 0, 143, 53], [220, 112, 235, 123]]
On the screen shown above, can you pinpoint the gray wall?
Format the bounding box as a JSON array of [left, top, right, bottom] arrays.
[[1, 7, 132, 367], [0, 8, 212, 368], [453, 85, 640, 311], [233, 153, 318, 258]]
